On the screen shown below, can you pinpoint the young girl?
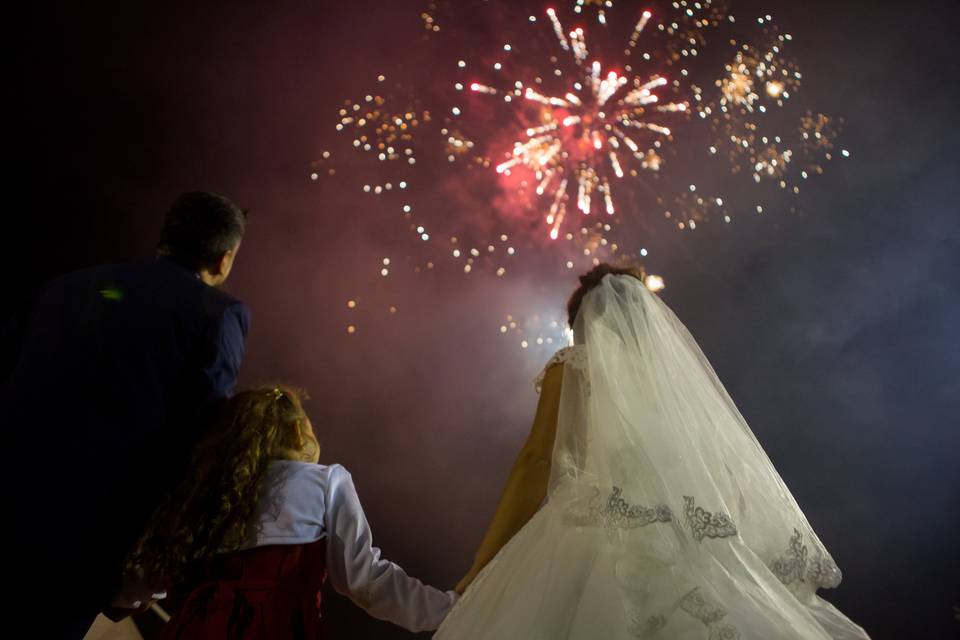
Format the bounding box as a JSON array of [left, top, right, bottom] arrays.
[[117, 385, 455, 638]]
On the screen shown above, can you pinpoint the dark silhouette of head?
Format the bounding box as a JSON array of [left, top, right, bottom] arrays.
[[158, 191, 247, 285], [567, 262, 644, 328]]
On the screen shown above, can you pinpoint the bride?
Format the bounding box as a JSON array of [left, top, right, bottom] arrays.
[[436, 264, 870, 640]]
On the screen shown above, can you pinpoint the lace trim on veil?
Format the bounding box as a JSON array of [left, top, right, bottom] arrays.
[[682, 496, 738, 542], [771, 529, 842, 589], [560, 486, 673, 532], [627, 587, 741, 639]]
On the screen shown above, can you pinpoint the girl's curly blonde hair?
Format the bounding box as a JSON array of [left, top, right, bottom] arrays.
[[126, 385, 315, 588]]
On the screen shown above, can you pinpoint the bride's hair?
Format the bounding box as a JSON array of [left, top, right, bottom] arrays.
[[567, 263, 644, 327], [126, 385, 316, 588]]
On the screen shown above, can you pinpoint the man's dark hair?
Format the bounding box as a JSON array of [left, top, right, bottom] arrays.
[[158, 192, 247, 270]]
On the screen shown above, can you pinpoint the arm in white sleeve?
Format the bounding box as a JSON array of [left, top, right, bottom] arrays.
[[324, 465, 456, 632]]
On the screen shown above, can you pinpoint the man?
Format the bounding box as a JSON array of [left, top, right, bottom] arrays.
[[2, 191, 251, 637]]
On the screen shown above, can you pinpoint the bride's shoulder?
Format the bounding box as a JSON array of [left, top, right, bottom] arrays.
[[544, 344, 586, 370], [535, 345, 587, 392]]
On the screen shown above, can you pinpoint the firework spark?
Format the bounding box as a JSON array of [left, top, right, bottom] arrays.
[[574, 0, 614, 25], [705, 18, 843, 196], [467, 7, 691, 239], [334, 89, 430, 171]]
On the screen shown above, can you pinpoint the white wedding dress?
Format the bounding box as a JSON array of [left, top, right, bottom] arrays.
[[435, 275, 870, 640]]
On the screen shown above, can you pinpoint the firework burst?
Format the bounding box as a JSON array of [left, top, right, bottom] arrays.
[[703, 14, 845, 198], [446, 2, 846, 238], [317, 2, 848, 351], [466, 7, 693, 240]]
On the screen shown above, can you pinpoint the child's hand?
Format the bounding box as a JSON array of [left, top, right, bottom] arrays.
[[455, 567, 480, 594], [101, 599, 154, 622]]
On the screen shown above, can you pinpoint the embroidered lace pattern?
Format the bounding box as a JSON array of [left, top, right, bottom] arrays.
[[682, 496, 738, 542], [535, 345, 587, 393], [563, 486, 673, 531], [770, 528, 842, 589], [679, 588, 741, 640], [628, 612, 667, 637], [627, 588, 741, 639]]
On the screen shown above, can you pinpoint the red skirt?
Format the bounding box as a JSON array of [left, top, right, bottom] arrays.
[[162, 539, 327, 639]]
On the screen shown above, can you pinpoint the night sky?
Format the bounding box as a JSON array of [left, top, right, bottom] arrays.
[[8, 1, 959, 638]]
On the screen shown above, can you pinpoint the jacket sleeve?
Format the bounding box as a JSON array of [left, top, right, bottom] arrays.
[[202, 300, 250, 399], [324, 466, 457, 632]]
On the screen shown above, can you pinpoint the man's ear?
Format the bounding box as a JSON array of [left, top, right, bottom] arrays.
[[214, 251, 231, 277]]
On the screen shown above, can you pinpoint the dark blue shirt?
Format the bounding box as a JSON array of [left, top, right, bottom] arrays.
[[2, 257, 250, 602]]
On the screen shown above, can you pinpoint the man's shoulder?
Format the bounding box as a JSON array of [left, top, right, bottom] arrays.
[[44, 261, 121, 288], [200, 283, 249, 326], [131, 261, 249, 328], [41, 260, 248, 324], [123, 260, 247, 312], [48, 260, 190, 291], [49, 260, 244, 312]]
